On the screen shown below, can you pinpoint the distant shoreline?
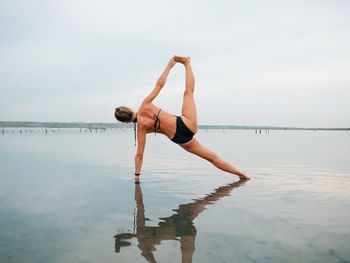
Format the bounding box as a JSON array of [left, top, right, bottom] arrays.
[[0, 121, 349, 131]]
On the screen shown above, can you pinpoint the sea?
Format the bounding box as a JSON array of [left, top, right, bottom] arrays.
[[0, 127, 349, 263]]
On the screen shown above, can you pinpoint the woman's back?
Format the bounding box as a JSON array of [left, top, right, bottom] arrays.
[[137, 102, 177, 140]]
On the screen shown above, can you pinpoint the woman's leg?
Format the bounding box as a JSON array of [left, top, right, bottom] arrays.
[[180, 138, 250, 179], [176, 56, 197, 134]]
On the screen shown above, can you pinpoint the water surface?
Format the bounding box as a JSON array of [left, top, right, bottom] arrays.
[[0, 128, 349, 262]]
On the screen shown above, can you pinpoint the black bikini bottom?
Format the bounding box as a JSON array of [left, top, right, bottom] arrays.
[[171, 116, 194, 144]]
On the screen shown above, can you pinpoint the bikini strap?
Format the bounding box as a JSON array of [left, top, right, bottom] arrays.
[[153, 109, 161, 135]]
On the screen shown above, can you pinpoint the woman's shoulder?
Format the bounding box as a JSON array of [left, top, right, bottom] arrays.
[[137, 103, 154, 123], [138, 102, 157, 114]]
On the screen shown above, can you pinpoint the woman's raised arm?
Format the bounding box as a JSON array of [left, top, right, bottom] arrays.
[[142, 56, 177, 104]]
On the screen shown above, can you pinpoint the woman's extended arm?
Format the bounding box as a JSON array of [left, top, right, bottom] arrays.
[[142, 57, 177, 104], [135, 128, 146, 176]]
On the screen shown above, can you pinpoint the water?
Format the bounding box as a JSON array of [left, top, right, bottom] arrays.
[[0, 128, 349, 263]]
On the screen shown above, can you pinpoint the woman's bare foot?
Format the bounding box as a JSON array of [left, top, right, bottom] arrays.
[[174, 55, 190, 65], [239, 172, 251, 180]]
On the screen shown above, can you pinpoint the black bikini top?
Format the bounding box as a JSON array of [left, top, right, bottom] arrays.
[[153, 109, 161, 135]]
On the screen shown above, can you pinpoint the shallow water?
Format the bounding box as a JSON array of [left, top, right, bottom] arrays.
[[0, 128, 350, 263]]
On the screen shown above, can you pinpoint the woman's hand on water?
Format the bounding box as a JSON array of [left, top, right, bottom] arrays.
[[134, 176, 141, 185]]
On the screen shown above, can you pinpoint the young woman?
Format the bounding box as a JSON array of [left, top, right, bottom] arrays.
[[115, 56, 250, 180]]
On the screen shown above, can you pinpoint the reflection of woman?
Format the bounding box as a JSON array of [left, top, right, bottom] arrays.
[[114, 179, 247, 262], [114, 56, 250, 180]]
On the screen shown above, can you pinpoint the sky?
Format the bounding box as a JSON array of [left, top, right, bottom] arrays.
[[0, 0, 349, 127]]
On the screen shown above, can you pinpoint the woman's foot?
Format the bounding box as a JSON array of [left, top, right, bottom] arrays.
[[239, 172, 251, 180], [174, 55, 190, 65], [239, 175, 251, 180]]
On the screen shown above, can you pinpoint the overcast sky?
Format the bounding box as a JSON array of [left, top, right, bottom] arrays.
[[1, 0, 349, 127]]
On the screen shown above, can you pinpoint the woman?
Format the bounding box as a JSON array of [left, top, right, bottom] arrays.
[[115, 55, 250, 180]]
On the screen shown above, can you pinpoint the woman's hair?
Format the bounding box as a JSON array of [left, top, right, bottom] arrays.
[[114, 106, 134, 123]]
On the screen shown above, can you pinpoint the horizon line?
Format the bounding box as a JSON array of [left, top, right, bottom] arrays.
[[0, 121, 349, 130]]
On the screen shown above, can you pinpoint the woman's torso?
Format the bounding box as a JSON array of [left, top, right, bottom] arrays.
[[137, 103, 177, 140]]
